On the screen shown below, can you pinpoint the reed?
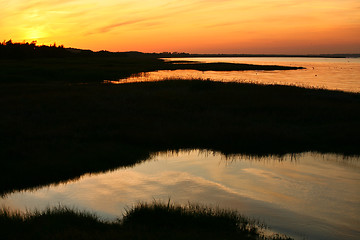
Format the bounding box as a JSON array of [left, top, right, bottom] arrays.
[[0, 202, 292, 240]]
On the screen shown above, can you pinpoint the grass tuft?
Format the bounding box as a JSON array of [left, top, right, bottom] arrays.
[[0, 202, 293, 240]]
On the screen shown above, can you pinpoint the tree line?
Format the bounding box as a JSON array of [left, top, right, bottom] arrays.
[[0, 40, 75, 58]]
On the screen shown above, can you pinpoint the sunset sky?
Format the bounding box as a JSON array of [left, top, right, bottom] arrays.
[[1, 0, 359, 54]]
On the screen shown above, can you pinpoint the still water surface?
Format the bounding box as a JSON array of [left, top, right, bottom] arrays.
[[115, 57, 360, 92], [1, 150, 360, 240]]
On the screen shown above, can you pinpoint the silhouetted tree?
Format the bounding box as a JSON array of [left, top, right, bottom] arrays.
[[0, 40, 72, 59]]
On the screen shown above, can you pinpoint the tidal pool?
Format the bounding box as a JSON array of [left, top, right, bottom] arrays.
[[1, 150, 360, 240]]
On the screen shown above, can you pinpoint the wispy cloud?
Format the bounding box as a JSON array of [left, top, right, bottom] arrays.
[[96, 18, 153, 34]]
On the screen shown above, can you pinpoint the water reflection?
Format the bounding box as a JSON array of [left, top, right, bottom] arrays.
[[110, 57, 360, 93], [1, 150, 360, 240]]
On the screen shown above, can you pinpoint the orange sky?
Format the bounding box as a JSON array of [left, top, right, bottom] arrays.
[[1, 0, 359, 54]]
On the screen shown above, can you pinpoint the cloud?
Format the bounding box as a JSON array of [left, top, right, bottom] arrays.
[[1, 0, 359, 53], [7, 0, 79, 13], [96, 19, 152, 34]]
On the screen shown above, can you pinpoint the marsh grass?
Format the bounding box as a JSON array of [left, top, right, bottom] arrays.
[[0, 206, 118, 240], [0, 202, 292, 240], [122, 201, 261, 236], [1, 79, 360, 194]]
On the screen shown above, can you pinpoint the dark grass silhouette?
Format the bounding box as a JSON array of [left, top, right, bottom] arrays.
[[0, 79, 359, 195], [0, 202, 292, 240]]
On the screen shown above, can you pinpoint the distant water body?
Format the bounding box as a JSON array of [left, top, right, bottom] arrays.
[[118, 57, 360, 93]]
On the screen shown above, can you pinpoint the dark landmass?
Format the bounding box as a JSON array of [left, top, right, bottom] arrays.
[[1, 80, 359, 195], [0, 202, 292, 240], [160, 62, 303, 71]]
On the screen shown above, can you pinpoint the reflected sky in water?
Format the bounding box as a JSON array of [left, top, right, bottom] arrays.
[[1, 150, 360, 240], [113, 57, 360, 93]]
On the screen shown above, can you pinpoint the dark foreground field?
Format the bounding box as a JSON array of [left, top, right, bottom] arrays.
[[0, 79, 359, 195], [0, 202, 291, 240]]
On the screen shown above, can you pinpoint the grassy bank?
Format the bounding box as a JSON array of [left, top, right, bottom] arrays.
[[0, 202, 292, 240], [0, 79, 359, 194]]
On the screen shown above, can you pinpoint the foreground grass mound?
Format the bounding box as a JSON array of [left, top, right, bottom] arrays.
[[0, 203, 292, 240]]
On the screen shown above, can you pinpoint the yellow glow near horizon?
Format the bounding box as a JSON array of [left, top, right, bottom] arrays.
[[24, 26, 48, 41], [1, 0, 359, 54]]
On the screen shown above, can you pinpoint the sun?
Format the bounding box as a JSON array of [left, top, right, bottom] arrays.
[[24, 27, 48, 42]]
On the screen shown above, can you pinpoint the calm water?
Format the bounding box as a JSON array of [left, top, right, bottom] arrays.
[[1, 150, 360, 240], [114, 57, 360, 92]]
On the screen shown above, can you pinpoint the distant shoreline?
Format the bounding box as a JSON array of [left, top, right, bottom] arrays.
[[2, 41, 358, 59], [153, 53, 360, 58]]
